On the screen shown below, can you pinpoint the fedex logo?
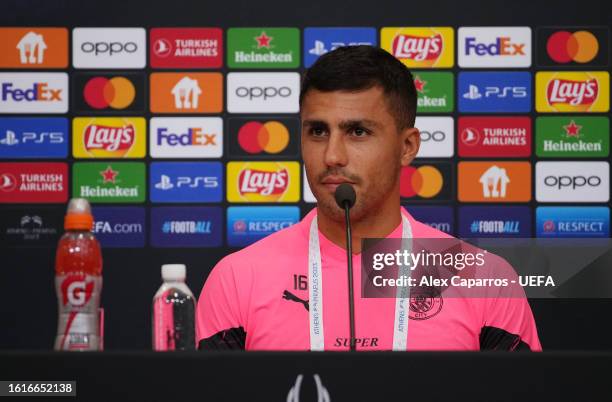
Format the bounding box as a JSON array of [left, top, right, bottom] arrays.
[[0, 73, 68, 113], [156, 127, 217, 146], [459, 27, 531, 68], [465, 37, 525, 56], [1, 82, 62, 101], [150, 117, 222, 158]]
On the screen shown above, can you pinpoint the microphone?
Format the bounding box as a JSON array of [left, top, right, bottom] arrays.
[[334, 183, 357, 351]]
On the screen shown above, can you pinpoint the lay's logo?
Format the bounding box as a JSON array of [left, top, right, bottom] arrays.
[[239, 168, 288, 196], [547, 78, 598, 106], [536, 72, 609, 113], [381, 27, 454, 68], [392, 34, 442, 61], [84, 123, 135, 153], [227, 161, 299, 203], [73, 117, 146, 159]]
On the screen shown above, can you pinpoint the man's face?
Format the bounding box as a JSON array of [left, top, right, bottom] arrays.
[[300, 86, 419, 222]]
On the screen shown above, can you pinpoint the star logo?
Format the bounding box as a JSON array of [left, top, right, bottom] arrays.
[[255, 31, 273, 49], [563, 120, 582, 138], [414, 76, 427, 93], [100, 166, 119, 184]]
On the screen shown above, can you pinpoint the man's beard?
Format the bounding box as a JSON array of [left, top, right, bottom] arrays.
[[312, 166, 401, 224]]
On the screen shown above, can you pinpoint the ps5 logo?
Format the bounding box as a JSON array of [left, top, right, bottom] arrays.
[[309, 40, 372, 56], [0, 130, 64, 145], [155, 174, 218, 190], [463, 84, 528, 100]]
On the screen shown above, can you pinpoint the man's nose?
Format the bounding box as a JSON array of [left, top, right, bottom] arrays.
[[323, 131, 348, 167]]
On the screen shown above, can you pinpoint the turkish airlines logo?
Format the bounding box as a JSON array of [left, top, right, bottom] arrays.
[[84, 123, 135, 154], [239, 168, 288, 196], [392, 34, 442, 61], [547, 78, 598, 106], [0, 162, 68, 203], [0, 173, 17, 192], [458, 117, 531, 157]]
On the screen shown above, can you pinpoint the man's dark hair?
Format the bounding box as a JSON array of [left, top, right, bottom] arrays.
[[300, 45, 417, 130]]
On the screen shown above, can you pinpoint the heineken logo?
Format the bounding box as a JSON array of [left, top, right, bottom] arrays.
[[563, 120, 582, 138], [255, 31, 273, 48], [413, 72, 453, 113], [73, 162, 145, 203], [228, 28, 300, 68], [536, 116, 609, 158]]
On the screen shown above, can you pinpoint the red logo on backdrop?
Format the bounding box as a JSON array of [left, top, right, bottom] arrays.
[[546, 78, 598, 106], [150, 28, 223, 68], [84, 124, 135, 153], [392, 34, 443, 61], [458, 117, 531, 158], [0, 162, 68, 203], [61, 275, 94, 307], [238, 168, 288, 196]]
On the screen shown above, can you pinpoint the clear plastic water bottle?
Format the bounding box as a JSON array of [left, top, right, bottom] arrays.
[[152, 264, 196, 351], [54, 198, 103, 351]]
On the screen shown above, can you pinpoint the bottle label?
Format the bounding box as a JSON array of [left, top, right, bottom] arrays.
[[55, 274, 102, 351], [153, 289, 176, 351]]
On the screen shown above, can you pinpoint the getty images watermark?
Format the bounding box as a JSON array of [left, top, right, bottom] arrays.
[[361, 238, 612, 299]]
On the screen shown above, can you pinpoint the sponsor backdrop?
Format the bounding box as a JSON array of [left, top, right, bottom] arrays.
[[0, 0, 611, 350]]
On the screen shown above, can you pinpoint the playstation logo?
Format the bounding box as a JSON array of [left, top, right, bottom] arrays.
[[0, 131, 19, 146], [463, 85, 482, 100], [155, 175, 174, 190], [309, 40, 328, 56]]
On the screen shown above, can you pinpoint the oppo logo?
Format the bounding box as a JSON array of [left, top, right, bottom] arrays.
[[420, 130, 446, 142], [235, 86, 292, 100], [81, 41, 138, 56], [544, 175, 601, 189]]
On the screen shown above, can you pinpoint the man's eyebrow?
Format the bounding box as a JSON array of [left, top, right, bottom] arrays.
[[338, 119, 381, 130], [302, 119, 328, 127]]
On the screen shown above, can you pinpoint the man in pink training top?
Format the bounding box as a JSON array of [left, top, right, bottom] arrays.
[[196, 45, 542, 351]]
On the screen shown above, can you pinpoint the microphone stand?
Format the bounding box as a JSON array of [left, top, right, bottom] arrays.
[[343, 201, 356, 352]]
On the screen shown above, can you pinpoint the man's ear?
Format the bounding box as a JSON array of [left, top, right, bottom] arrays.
[[400, 127, 420, 167]]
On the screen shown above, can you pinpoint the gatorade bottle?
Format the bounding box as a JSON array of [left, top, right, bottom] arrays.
[[152, 264, 196, 351], [54, 198, 103, 351]]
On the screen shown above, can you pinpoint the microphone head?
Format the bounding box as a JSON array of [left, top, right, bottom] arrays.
[[334, 183, 356, 209]]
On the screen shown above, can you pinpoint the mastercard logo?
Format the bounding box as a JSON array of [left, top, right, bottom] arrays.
[[83, 76, 135, 110], [238, 121, 289, 154], [546, 31, 599, 64], [400, 165, 443, 198]]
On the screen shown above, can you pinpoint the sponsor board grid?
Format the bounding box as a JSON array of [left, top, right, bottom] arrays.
[[0, 26, 611, 247]]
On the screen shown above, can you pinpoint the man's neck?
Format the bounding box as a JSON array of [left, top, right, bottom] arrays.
[[316, 204, 401, 254]]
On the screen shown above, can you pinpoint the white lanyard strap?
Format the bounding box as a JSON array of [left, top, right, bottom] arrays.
[[308, 216, 325, 351], [308, 212, 413, 351]]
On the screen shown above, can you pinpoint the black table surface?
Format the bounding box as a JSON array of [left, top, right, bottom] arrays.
[[0, 351, 610, 402]]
